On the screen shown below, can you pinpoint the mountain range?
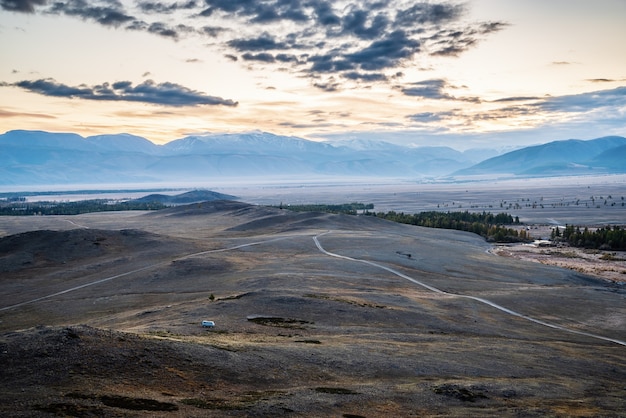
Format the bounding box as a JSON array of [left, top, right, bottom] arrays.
[[452, 136, 626, 177], [1, 130, 624, 186]]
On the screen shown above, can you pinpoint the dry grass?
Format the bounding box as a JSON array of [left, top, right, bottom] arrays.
[[1, 199, 625, 416], [493, 244, 626, 283]]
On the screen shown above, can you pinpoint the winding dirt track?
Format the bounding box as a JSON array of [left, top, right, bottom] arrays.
[[313, 231, 626, 347]]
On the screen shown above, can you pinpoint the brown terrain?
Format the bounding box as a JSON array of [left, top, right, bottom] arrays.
[[492, 241, 626, 284], [1, 192, 625, 417]]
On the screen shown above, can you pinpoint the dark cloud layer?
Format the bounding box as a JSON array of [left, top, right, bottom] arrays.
[[395, 2, 464, 26], [0, 0, 45, 12], [401, 79, 449, 99], [137, 0, 198, 14], [6, 78, 238, 107], [0, 0, 201, 40], [228, 34, 289, 51], [536, 86, 626, 113], [47, 0, 135, 27], [199, 1, 507, 90], [399, 78, 481, 103], [2, 0, 509, 92], [200, 0, 308, 23], [347, 30, 420, 71]]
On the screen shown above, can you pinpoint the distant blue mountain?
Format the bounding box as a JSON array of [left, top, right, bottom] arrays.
[[0, 130, 483, 185], [163, 131, 335, 156], [588, 144, 626, 170], [1, 129, 624, 186], [454, 136, 626, 176], [1, 130, 92, 151], [86, 133, 161, 154]]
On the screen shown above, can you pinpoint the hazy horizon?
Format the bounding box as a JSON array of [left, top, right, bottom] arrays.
[[2, 128, 625, 153]]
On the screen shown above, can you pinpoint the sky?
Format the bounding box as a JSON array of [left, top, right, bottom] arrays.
[[1, 0, 626, 150]]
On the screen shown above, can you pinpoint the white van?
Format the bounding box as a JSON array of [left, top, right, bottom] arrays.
[[201, 320, 215, 327]]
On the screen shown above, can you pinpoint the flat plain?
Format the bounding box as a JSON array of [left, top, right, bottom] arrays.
[[1, 178, 625, 417]]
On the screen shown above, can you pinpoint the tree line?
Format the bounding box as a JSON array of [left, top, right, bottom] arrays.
[[553, 225, 626, 250], [0, 199, 166, 216], [280, 203, 528, 243], [368, 210, 530, 243], [279, 202, 374, 215]]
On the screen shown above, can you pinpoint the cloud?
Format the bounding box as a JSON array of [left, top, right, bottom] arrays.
[[399, 79, 452, 100], [428, 31, 476, 57], [479, 21, 508, 34], [310, 0, 340, 26], [341, 8, 389, 39], [15, 0, 200, 40], [201, 25, 225, 37], [137, 1, 198, 14], [279, 121, 335, 129], [346, 30, 420, 71], [0, 108, 56, 118], [227, 34, 289, 51], [199, 0, 308, 23], [394, 2, 465, 26], [492, 96, 542, 103], [408, 112, 446, 123], [535, 86, 626, 113], [469, 105, 537, 122], [275, 53, 300, 63], [313, 77, 339, 92], [147, 22, 179, 38], [398, 78, 480, 103], [586, 78, 626, 84], [445, 87, 626, 133], [308, 52, 356, 74], [14, 0, 508, 92], [125, 20, 196, 40], [427, 21, 509, 57], [5, 78, 238, 107], [343, 71, 388, 82], [47, 0, 135, 27], [0, 0, 45, 13], [208, 1, 506, 88], [242, 52, 275, 63], [305, 29, 421, 77]]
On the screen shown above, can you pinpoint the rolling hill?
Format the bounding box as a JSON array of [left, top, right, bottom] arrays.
[[131, 189, 237, 204]]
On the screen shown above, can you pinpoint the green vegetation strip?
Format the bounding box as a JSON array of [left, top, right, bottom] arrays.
[[0, 199, 166, 215], [280, 202, 532, 243], [369, 210, 530, 243], [278, 202, 373, 214], [553, 224, 626, 250]]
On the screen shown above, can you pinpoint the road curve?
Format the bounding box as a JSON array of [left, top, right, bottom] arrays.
[[313, 231, 626, 347], [3, 228, 624, 348]]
